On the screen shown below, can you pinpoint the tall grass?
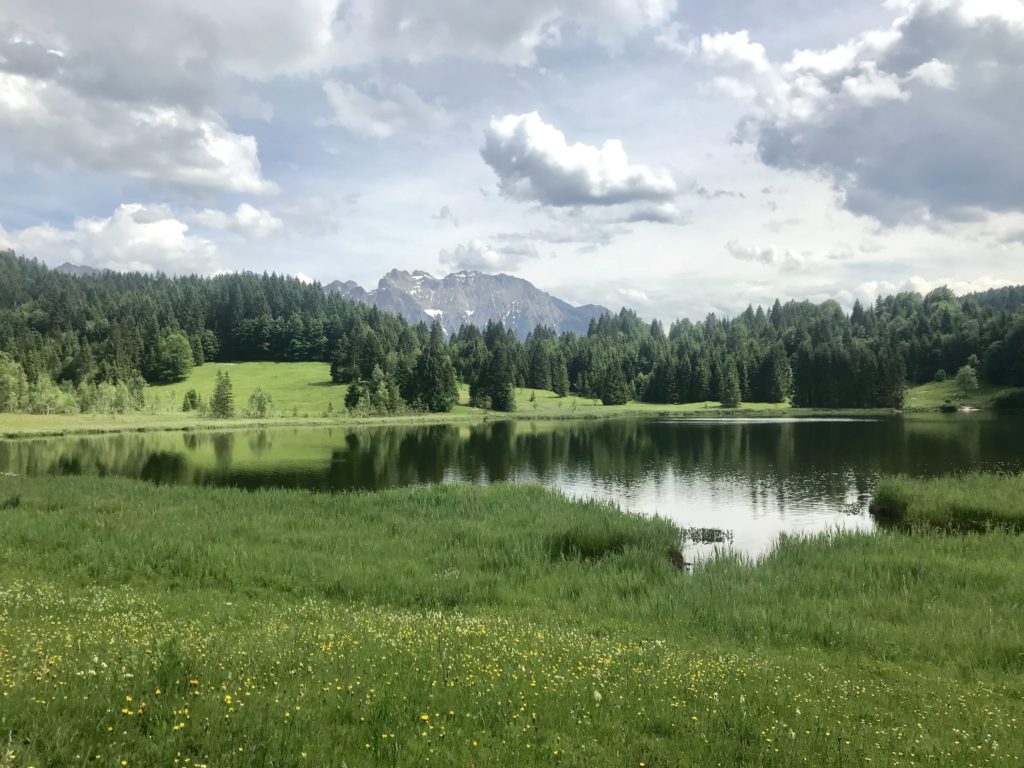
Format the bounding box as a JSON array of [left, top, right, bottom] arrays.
[[1, 476, 1022, 766], [871, 472, 1024, 530]]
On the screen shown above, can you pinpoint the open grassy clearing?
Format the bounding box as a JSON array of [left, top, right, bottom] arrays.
[[147, 362, 349, 417], [0, 362, 1010, 439], [871, 472, 1024, 530], [0, 475, 1021, 767], [903, 379, 1010, 410]]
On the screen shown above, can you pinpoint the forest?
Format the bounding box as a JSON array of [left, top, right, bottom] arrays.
[[1, 250, 1023, 415]]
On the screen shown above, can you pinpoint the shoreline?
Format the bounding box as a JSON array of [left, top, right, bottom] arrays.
[[0, 403, 961, 440]]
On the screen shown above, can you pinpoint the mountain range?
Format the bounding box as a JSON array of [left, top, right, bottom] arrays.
[[54, 261, 610, 338], [325, 270, 610, 338]]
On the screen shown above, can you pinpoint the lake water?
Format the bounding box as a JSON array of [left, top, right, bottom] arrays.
[[2, 414, 1021, 558]]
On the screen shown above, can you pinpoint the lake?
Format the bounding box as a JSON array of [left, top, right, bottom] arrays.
[[2, 414, 1021, 558]]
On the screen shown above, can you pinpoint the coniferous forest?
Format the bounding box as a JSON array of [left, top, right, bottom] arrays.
[[2, 250, 1024, 415]]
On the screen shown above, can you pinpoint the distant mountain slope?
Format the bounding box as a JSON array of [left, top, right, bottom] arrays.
[[325, 269, 610, 337], [55, 262, 101, 277], [965, 285, 1024, 313]]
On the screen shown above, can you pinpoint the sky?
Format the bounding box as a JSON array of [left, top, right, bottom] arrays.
[[1, 0, 1022, 322]]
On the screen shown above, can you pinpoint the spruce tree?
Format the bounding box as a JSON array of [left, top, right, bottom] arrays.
[[599, 363, 630, 406], [210, 371, 235, 418], [551, 354, 570, 397], [413, 322, 459, 412], [719, 359, 742, 408]]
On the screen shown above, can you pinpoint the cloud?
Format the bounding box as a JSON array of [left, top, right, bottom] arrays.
[[322, 79, 449, 138], [481, 112, 677, 207], [624, 203, 688, 224], [0, 72, 274, 194], [841, 275, 1017, 309], [726, 240, 803, 271], [698, 30, 770, 71], [193, 204, 283, 238], [0, 203, 220, 274], [693, 0, 1024, 224], [439, 238, 540, 272], [0, 1, 340, 107], [654, 21, 694, 55], [333, 0, 677, 67], [0, 1, 344, 192], [433, 206, 459, 227], [618, 287, 651, 305]]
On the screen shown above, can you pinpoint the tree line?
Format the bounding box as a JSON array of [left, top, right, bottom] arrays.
[[1, 250, 1023, 415]]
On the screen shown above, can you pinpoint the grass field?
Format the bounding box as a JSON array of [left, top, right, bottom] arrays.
[[147, 362, 349, 417], [0, 362, 1010, 439], [903, 379, 1010, 410], [871, 472, 1024, 530], [496, 385, 792, 416], [0, 475, 1021, 767], [0, 364, 799, 438]]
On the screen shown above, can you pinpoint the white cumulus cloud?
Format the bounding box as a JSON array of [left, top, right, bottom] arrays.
[[481, 112, 677, 207], [193, 204, 283, 238], [0, 203, 220, 274], [0, 72, 274, 194], [692, 0, 1024, 224], [439, 239, 541, 273]]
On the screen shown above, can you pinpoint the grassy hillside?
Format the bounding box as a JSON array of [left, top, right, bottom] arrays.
[[0, 476, 1020, 767], [904, 379, 1009, 410], [9, 362, 1011, 439], [147, 362, 347, 416], [144, 363, 793, 420]]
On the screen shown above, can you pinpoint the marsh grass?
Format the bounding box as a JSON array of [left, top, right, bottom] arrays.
[[0, 476, 1022, 766], [871, 473, 1024, 530]]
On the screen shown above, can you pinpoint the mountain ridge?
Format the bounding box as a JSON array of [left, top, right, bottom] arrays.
[[325, 269, 611, 338]]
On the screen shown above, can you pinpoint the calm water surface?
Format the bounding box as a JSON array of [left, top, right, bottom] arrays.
[[2, 414, 1022, 558]]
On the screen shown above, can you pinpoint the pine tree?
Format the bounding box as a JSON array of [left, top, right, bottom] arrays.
[[412, 322, 459, 412], [210, 371, 235, 418], [719, 359, 742, 408], [551, 354, 570, 397], [764, 344, 792, 403], [486, 342, 517, 412], [527, 342, 552, 390], [598, 362, 630, 406]]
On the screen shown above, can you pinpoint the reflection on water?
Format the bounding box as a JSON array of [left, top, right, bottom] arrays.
[[2, 414, 1022, 557]]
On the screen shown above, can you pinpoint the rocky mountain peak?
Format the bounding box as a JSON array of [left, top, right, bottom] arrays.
[[326, 269, 610, 338]]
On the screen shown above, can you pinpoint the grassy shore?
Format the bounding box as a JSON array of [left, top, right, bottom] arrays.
[[0, 475, 1021, 767], [0, 362, 803, 439], [871, 472, 1024, 530], [903, 379, 1009, 410], [2, 359, 1015, 439]]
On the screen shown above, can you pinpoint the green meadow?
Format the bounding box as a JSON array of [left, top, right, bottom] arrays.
[[1, 475, 1021, 767], [147, 362, 349, 417], [871, 472, 1024, 530], [903, 379, 1010, 410], [1, 363, 802, 438]]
